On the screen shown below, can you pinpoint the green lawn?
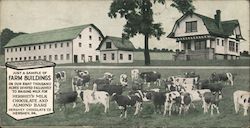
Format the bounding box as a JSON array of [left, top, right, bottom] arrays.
[[0, 67, 250, 127]]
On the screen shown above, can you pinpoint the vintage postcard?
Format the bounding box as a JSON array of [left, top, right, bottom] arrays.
[[0, 0, 249, 127]]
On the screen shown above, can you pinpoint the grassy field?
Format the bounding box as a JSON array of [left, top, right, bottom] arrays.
[[0, 67, 250, 127]]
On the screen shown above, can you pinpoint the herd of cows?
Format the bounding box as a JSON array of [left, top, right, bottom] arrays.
[[54, 69, 250, 118]]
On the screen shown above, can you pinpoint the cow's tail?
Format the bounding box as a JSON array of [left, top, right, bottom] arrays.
[[72, 77, 75, 91], [233, 91, 239, 114]]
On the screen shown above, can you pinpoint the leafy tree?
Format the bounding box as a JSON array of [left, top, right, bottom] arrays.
[[171, 0, 195, 14], [0, 28, 25, 54], [108, 0, 166, 65]]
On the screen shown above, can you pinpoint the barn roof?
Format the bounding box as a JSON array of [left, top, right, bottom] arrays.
[[4, 24, 104, 48], [167, 12, 244, 40], [96, 36, 135, 51]]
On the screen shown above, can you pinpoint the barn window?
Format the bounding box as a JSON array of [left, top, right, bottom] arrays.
[[11, 58, 13, 61], [19, 57, 22, 60], [33, 46, 36, 50], [49, 55, 52, 61], [44, 44, 46, 49], [89, 44, 92, 48], [61, 43, 63, 47], [55, 43, 57, 48], [89, 35, 92, 40], [79, 42, 82, 47], [89, 28, 92, 32], [29, 46, 31, 51], [38, 45, 41, 50], [6, 49, 9, 53], [38, 56, 41, 59], [24, 47, 26, 51], [128, 54, 132, 60], [103, 54, 106, 60], [44, 55, 47, 60], [79, 34, 82, 39], [60, 54, 63, 60], [106, 42, 111, 49], [120, 54, 123, 60], [28, 56, 31, 60], [96, 55, 99, 61], [67, 42, 69, 47], [19, 48, 22, 52], [49, 44, 52, 49], [66, 54, 70, 60], [15, 48, 17, 52], [111, 53, 115, 60], [186, 21, 197, 32], [222, 40, 224, 46], [55, 55, 58, 60], [24, 57, 27, 60], [33, 56, 36, 60]]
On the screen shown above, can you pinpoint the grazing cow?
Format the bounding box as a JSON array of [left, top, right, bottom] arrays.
[[140, 71, 161, 87], [168, 76, 198, 86], [55, 91, 78, 111], [184, 71, 200, 83], [197, 80, 223, 99], [186, 89, 211, 108], [120, 74, 128, 87], [111, 92, 143, 118], [203, 92, 221, 115], [179, 92, 192, 115], [55, 71, 66, 82], [79, 90, 109, 113], [233, 90, 250, 116], [145, 91, 166, 114], [163, 91, 181, 116], [210, 72, 234, 86], [131, 69, 140, 81]]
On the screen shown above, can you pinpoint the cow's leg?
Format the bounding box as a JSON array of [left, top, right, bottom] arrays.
[[154, 104, 157, 114], [159, 105, 162, 114], [84, 102, 89, 113], [179, 105, 182, 115], [243, 105, 248, 116], [163, 103, 168, 116], [211, 104, 214, 116], [169, 103, 173, 116], [134, 102, 139, 115], [216, 105, 220, 114], [124, 106, 127, 118], [72, 102, 76, 108]]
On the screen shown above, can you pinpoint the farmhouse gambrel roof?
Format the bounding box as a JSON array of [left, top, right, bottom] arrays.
[[167, 12, 244, 40], [96, 36, 135, 51], [4, 24, 104, 48]]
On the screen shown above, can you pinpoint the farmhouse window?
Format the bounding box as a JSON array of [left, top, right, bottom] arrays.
[[120, 54, 123, 60], [55, 43, 57, 48], [11, 48, 13, 52], [103, 54, 106, 60], [186, 21, 197, 32], [28, 57, 31, 60], [79, 34, 82, 39], [79, 43, 82, 47], [96, 55, 99, 61], [222, 40, 224, 46], [49, 44, 52, 49], [38, 56, 41, 59], [24, 47, 26, 51], [89, 35, 92, 40], [217, 39, 220, 45], [106, 42, 112, 49], [66, 54, 70, 60], [15, 48, 17, 52], [33, 56, 36, 60], [55, 55, 58, 60], [24, 57, 27, 60], [19, 57, 22, 60], [229, 41, 235, 52], [67, 42, 69, 47], [89, 44, 92, 48], [49, 55, 52, 61], [19, 48, 22, 51], [128, 54, 132, 60], [61, 43, 63, 47], [44, 55, 47, 60], [88, 56, 92, 62], [236, 43, 238, 52], [29, 46, 31, 51], [44, 44, 46, 49], [34, 46, 36, 50], [7, 49, 8, 52], [89, 28, 92, 32], [81, 54, 85, 60], [11, 58, 13, 61], [7, 58, 9, 61], [60, 54, 63, 60], [15, 58, 18, 61], [195, 41, 206, 50], [111, 53, 115, 60]]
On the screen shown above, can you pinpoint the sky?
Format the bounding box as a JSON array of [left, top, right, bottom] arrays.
[[0, 0, 249, 52]]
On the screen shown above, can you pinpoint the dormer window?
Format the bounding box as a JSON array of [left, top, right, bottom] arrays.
[[106, 42, 111, 49], [79, 34, 82, 39], [186, 21, 197, 33], [89, 28, 92, 32]]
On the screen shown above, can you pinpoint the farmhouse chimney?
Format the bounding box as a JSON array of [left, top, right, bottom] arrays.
[[214, 10, 222, 29]]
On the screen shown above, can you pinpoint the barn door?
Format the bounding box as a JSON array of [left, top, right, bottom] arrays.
[[74, 55, 78, 63]]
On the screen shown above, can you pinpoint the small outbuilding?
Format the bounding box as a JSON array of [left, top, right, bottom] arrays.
[[96, 36, 135, 63]]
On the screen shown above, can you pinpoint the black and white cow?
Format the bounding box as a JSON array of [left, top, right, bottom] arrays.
[[97, 84, 124, 96], [72, 70, 91, 91], [197, 80, 223, 99], [179, 92, 192, 115], [209, 72, 234, 86], [233, 90, 250, 116], [163, 91, 181, 116], [111, 92, 143, 118], [140, 71, 161, 87], [203, 91, 221, 115], [55, 71, 66, 82], [92, 72, 114, 87], [131, 69, 140, 81]]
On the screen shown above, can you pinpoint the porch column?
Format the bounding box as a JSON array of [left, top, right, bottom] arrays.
[[178, 41, 182, 51], [206, 39, 211, 48]]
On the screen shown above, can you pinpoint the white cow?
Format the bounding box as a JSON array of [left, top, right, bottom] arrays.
[[120, 74, 128, 86], [81, 90, 110, 113], [233, 90, 250, 116], [131, 69, 140, 81], [186, 89, 211, 108]]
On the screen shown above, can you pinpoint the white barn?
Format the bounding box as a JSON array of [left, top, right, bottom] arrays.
[[4, 24, 104, 64], [168, 10, 244, 60], [96, 36, 135, 63]]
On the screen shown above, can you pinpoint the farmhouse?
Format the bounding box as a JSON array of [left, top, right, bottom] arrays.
[[168, 10, 244, 60], [96, 36, 135, 63], [4, 24, 104, 64]]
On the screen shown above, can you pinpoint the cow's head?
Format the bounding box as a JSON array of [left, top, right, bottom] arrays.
[[111, 93, 118, 101], [104, 72, 114, 82], [120, 74, 128, 87]]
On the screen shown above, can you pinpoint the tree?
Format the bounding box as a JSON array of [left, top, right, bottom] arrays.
[[108, 0, 166, 65], [0, 28, 25, 54], [171, 0, 195, 14]]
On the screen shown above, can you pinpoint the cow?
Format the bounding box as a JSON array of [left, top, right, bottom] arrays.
[[120, 73, 128, 87], [145, 91, 166, 114], [168, 76, 198, 86], [233, 90, 250, 116], [92, 72, 114, 88], [209, 72, 234, 86], [163, 91, 181, 116], [186, 89, 211, 109], [203, 91, 221, 115], [111, 92, 143, 118], [72, 70, 91, 91], [179, 92, 192, 115], [131, 69, 140, 81], [162, 80, 186, 93], [54, 80, 61, 99], [197, 80, 223, 99], [55, 91, 78, 111], [104, 72, 114, 83], [55, 71, 66, 82], [79, 90, 110, 113], [96, 84, 124, 96], [140, 71, 161, 87], [184, 71, 200, 83]]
